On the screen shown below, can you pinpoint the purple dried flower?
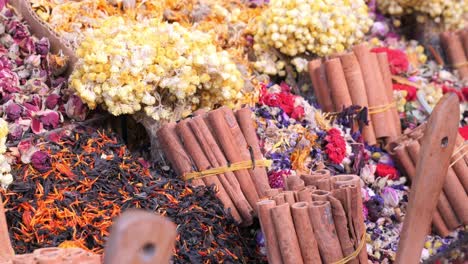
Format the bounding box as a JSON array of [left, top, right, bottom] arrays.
[[5, 102, 22, 121], [7, 123, 23, 141], [381, 187, 399, 208], [31, 151, 51, 172], [35, 38, 50, 56], [364, 195, 384, 222]]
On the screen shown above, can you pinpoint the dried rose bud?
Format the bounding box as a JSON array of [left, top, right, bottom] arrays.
[[38, 111, 59, 129], [45, 94, 61, 109], [31, 151, 51, 172], [31, 117, 44, 134], [5, 102, 22, 121], [64, 95, 87, 121]]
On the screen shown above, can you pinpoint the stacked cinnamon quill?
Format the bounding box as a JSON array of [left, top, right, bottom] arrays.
[[440, 28, 468, 81], [258, 171, 368, 264], [388, 124, 468, 237], [308, 43, 402, 145], [157, 107, 271, 226]]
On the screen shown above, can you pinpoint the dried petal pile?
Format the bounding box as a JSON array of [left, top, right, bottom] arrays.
[[1, 127, 261, 263], [0, 5, 87, 140]]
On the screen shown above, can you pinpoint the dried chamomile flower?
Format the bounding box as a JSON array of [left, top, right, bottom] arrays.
[[71, 17, 244, 121], [376, 0, 468, 30]]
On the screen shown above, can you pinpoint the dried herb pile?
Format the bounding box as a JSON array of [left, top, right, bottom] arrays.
[[1, 126, 261, 263]]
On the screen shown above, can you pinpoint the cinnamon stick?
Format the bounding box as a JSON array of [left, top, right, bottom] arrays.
[[311, 190, 330, 202], [328, 195, 356, 262], [405, 140, 461, 232], [297, 189, 313, 203], [353, 44, 392, 139], [189, 116, 254, 223], [283, 191, 296, 206], [235, 108, 271, 197], [376, 52, 402, 138], [325, 58, 353, 111], [291, 202, 322, 264], [285, 175, 305, 191], [157, 123, 204, 187], [440, 32, 468, 80], [221, 107, 267, 197], [271, 203, 304, 264], [274, 193, 286, 205], [208, 109, 260, 211], [308, 59, 334, 112], [340, 52, 377, 145], [176, 120, 242, 224], [332, 174, 361, 189], [450, 142, 468, 192], [308, 201, 344, 263], [301, 169, 330, 186], [257, 200, 282, 264], [316, 177, 331, 191], [407, 140, 468, 224], [265, 188, 282, 198], [459, 29, 468, 58]]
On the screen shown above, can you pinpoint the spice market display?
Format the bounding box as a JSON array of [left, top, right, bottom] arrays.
[[0, 0, 467, 263]]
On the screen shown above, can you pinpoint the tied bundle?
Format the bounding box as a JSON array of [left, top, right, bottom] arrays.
[[0, 248, 100, 264], [258, 171, 368, 264], [388, 124, 468, 237], [440, 28, 468, 82], [157, 107, 271, 226], [308, 43, 402, 145]]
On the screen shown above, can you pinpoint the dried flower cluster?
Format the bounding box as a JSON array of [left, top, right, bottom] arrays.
[[251, 0, 372, 75], [70, 17, 244, 120], [376, 0, 468, 29]]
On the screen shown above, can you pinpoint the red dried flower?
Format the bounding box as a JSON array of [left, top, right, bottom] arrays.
[[441, 85, 464, 102], [375, 163, 399, 180], [325, 128, 346, 164], [459, 126, 468, 140], [291, 106, 305, 120], [393, 83, 417, 101], [372, 47, 409, 75]]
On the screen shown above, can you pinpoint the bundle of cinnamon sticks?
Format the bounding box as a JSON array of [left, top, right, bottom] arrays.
[[157, 107, 271, 226], [388, 124, 468, 237], [258, 171, 368, 264], [440, 28, 468, 81], [308, 43, 402, 145]]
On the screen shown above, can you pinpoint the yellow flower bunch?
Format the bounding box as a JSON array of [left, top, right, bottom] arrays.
[[376, 0, 468, 30], [70, 17, 244, 121], [0, 118, 12, 189], [253, 0, 373, 57]]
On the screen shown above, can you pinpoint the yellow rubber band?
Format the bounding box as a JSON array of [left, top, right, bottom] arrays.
[[449, 143, 467, 168], [453, 61, 468, 68], [324, 102, 396, 118], [183, 159, 273, 181], [332, 228, 367, 264]]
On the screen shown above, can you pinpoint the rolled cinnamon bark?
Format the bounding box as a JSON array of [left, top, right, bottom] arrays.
[[325, 58, 353, 111], [328, 195, 356, 262], [459, 29, 468, 59], [450, 142, 468, 192], [176, 120, 242, 224], [308, 201, 344, 263], [208, 109, 260, 211], [376, 52, 402, 138], [407, 140, 468, 224], [332, 175, 361, 189], [308, 59, 334, 112], [301, 169, 330, 186], [190, 116, 254, 223], [286, 176, 305, 191], [283, 191, 296, 205], [311, 190, 331, 202], [265, 188, 282, 198], [297, 189, 313, 203], [406, 140, 462, 231], [274, 193, 286, 205], [340, 185, 368, 264], [271, 203, 304, 264], [221, 107, 268, 197], [440, 32, 468, 80], [353, 44, 392, 139], [0, 196, 14, 261], [291, 202, 322, 264], [257, 200, 282, 264], [340, 52, 377, 145], [235, 108, 271, 197], [157, 123, 204, 187], [316, 178, 331, 191]]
